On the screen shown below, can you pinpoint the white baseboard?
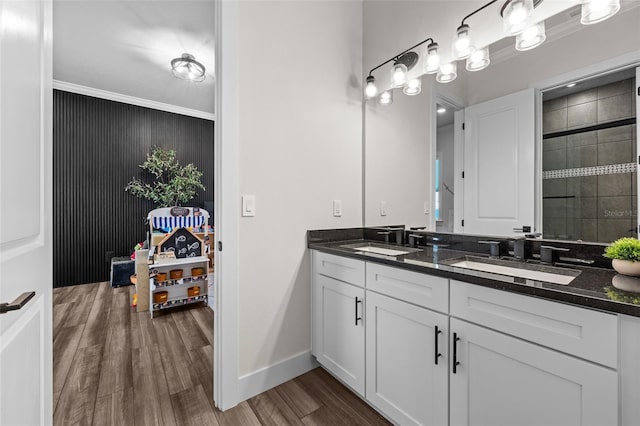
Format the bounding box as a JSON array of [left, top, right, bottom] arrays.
[[237, 350, 318, 402]]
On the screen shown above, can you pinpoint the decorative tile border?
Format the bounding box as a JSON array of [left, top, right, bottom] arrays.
[[543, 163, 637, 180]]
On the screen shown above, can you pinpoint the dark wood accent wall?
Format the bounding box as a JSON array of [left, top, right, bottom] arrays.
[[53, 90, 214, 287]]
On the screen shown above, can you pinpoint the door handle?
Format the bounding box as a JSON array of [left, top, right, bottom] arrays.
[[354, 297, 362, 326], [452, 332, 461, 374], [434, 325, 443, 365], [0, 292, 36, 314]]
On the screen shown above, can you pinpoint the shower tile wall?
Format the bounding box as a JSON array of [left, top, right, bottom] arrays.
[[543, 78, 637, 243]]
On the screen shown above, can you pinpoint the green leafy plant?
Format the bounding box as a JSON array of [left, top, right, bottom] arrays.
[[125, 147, 205, 207], [603, 237, 640, 261]]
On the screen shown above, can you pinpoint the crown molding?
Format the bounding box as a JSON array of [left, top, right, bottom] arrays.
[[52, 80, 215, 121]]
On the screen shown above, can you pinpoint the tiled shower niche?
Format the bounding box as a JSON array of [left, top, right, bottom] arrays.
[[542, 77, 637, 243]]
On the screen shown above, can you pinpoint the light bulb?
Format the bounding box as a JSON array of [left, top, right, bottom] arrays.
[[423, 42, 440, 74], [515, 21, 546, 51], [379, 90, 393, 106], [453, 24, 474, 60], [436, 63, 457, 84], [502, 0, 534, 36], [390, 63, 408, 88], [581, 0, 620, 24], [466, 46, 490, 72], [403, 78, 422, 96], [365, 76, 378, 99]]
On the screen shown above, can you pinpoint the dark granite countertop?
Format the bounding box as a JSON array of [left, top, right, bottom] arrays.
[[308, 234, 640, 318]]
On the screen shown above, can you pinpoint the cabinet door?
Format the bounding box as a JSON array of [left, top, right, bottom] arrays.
[[314, 274, 365, 396], [366, 292, 448, 426], [450, 319, 618, 426]]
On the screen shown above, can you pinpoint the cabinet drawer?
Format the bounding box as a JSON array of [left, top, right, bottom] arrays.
[[450, 280, 618, 368], [367, 263, 448, 313], [313, 251, 365, 287]]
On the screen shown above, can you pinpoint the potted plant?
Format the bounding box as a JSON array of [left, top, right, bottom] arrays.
[[603, 237, 640, 276], [125, 147, 205, 207]]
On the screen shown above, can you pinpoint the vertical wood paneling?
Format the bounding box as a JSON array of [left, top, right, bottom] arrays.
[[53, 90, 214, 287]]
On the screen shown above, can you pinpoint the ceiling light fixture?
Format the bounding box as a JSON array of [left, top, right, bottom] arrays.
[[566, 83, 577, 88], [171, 53, 206, 82], [581, 0, 620, 24], [437, 107, 447, 114]]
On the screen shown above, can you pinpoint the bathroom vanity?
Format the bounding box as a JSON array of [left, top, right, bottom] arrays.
[[309, 228, 640, 426]]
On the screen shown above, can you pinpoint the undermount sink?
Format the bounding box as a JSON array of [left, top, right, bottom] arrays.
[[340, 242, 421, 257], [444, 256, 581, 285]]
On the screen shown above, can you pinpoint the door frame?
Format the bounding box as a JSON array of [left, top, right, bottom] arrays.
[[213, 0, 241, 410], [530, 50, 640, 237], [430, 90, 465, 232]]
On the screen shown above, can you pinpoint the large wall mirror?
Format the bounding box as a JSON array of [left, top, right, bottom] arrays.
[[363, 1, 640, 245]]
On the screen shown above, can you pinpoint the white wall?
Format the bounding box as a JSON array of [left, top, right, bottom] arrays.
[[233, 0, 363, 381], [466, 6, 640, 104], [363, 1, 466, 228]]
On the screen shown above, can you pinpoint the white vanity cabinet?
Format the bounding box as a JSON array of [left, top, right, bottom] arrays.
[[310, 250, 621, 426], [312, 251, 366, 396], [449, 318, 618, 426], [366, 291, 448, 426]]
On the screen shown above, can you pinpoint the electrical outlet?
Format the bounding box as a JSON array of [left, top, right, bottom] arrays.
[[333, 200, 342, 217], [380, 201, 387, 216]]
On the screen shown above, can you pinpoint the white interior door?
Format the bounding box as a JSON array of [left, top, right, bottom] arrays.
[[0, 1, 53, 424], [463, 89, 535, 236]]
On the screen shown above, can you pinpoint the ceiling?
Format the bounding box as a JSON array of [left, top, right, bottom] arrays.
[[53, 0, 215, 115]]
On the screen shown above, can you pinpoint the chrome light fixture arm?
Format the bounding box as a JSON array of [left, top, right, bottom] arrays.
[[366, 37, 435, 78]]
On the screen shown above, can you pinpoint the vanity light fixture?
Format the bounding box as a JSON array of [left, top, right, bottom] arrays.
[[363, 0, 623, 105], [501, 0, 535, 36], [581, 0, 620, 24], [365, 75, 378, 99], [364, 37, 434, 100], [403, 78, 422, 96], [379, 90, 394, 106], [436, 62, 457, 83], [453, 24, 475, 60], [171, 53, 206, 82], [423, 42, 440, 74], [515, 21, 546, 51], [466, 46, 490, 71]]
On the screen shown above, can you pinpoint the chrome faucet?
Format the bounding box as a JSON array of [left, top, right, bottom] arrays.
[[375, 227, 405, 245]]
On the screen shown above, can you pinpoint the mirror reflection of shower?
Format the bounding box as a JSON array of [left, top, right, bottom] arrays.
[[435, 103, 458, 232]]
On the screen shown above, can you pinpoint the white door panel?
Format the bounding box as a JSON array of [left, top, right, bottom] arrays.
[[463, 89, 535, 236], [0, 0, 53, 424]]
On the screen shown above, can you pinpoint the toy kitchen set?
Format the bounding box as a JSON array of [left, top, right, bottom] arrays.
[[134, 206, 214, 317]]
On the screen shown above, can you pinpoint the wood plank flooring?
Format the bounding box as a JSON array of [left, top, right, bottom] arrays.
[[54, 282, 391, 425]]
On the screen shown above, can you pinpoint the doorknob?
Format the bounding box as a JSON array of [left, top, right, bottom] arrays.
[[0, 292, 35, 314]]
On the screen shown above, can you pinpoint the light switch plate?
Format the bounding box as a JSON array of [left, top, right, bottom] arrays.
[[380, 201, 387, 216], [424, 201, 430, 215], [333, 200, 342, 217], [242, 195, 256, 217]]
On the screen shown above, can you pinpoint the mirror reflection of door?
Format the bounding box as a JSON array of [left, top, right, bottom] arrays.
[[435, 104, 457, 232], [542, 67, 638, 243]]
